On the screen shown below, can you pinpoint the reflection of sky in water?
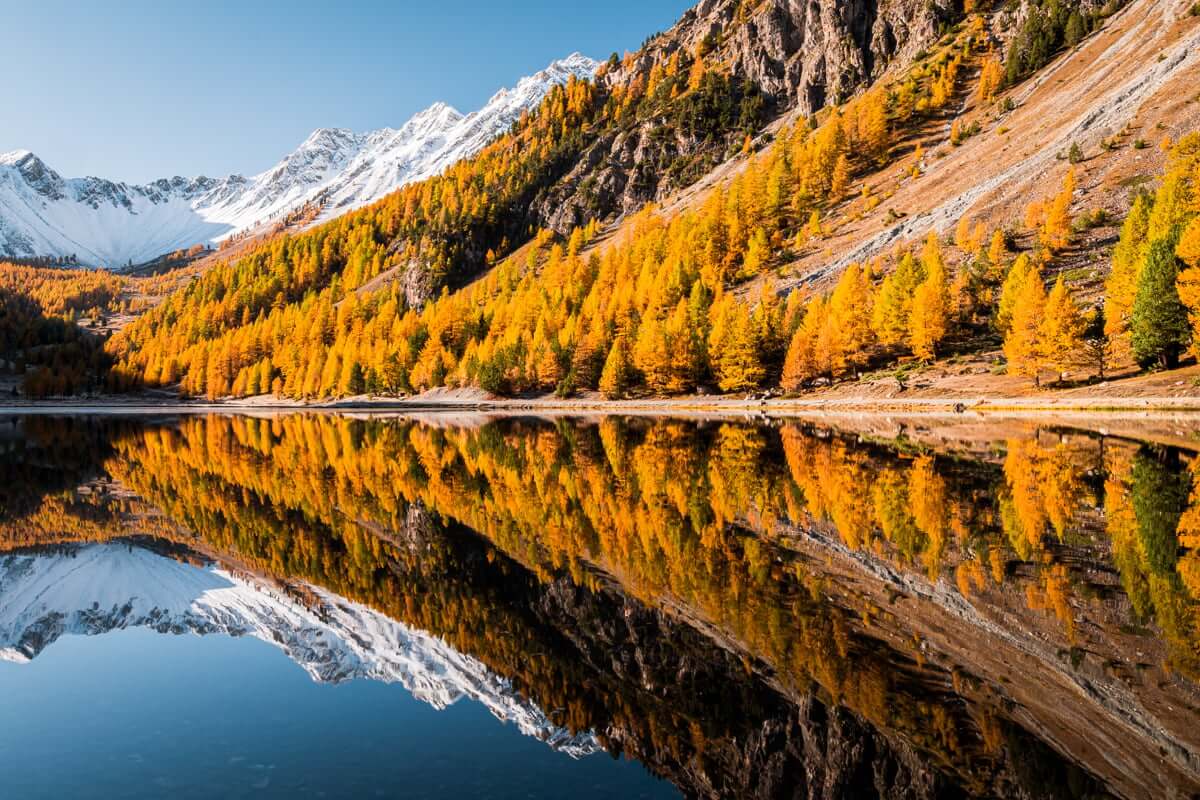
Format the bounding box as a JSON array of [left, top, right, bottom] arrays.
[[0, 627, 674, 799]]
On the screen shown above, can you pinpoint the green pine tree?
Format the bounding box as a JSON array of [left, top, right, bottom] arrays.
[[1131, 448, 1190, 575], [1064, 11, 1086, 47], [1131, 238, 1191, 369]]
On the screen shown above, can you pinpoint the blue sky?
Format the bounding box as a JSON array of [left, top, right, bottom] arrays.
[[5, 0, 692, 183]]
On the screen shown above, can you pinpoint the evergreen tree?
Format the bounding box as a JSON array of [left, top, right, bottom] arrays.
[[1082, 306, 1108, 379], [1132, 238, 1190, 369], [1064, 11, 1086, 48], [1131, 447, 1190, 575]]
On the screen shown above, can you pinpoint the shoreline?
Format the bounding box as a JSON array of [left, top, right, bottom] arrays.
[[4, 393, 1200, 417]]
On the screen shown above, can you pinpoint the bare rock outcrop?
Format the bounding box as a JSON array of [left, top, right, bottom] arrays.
[[536, 0, 956, 236], [607, 0, 955, 116]]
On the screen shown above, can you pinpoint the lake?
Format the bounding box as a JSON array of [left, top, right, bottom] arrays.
[[1, 411, 1198, 799]]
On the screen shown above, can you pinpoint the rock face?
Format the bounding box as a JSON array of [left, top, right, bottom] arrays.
[[531, 574, 958, 800], [535, 0, 955, 236], [609, 0, 954, 115]]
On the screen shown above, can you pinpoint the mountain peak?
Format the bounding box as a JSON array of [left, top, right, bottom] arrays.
[[297, 127, 361, 151], [0, 149, 66, 201], [549, 52, 600, 74], [527, 52, 600, 85], [0, 54, 600, 267], [415, 101, 464, 122], [0, 149, 37, 167]]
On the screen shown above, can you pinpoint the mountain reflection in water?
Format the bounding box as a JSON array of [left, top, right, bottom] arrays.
[[1, 412, 1199, 800]]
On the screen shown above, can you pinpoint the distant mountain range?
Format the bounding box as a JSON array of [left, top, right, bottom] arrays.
[[0, 53, 598, 268], [0, 542, 599, 757]]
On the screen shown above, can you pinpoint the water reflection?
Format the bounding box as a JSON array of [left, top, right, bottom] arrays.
[[2, 412, 1199, 799]]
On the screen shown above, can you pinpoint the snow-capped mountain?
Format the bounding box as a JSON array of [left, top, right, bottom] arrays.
[[0, 53, 599, 268], [0, 542, 599, 757]]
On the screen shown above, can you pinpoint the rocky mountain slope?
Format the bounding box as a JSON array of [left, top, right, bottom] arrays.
[[537, 0, 958, 235], [0, 54, 598, 268], [0, 541, 598, 757]]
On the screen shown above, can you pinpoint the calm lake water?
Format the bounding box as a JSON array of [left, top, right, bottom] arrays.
[[1, 412, 1199, 799]]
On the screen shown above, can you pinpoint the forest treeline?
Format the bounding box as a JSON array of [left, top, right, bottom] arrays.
[[103, 42, 769, 395], [101, 6, 1197, 402], [0, 263, 186, 397], [0, 265, 123, 397]]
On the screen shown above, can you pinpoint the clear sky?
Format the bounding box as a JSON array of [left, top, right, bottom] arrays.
[[5, 0, 693, 183]]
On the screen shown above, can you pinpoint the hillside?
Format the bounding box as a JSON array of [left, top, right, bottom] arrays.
[[5, 0, 1200, 406]]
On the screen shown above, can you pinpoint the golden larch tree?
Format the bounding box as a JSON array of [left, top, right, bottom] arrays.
[[1037, 276, 1087, 381], [1004, 270, 1048, 381], [910, 258, 949, 361]]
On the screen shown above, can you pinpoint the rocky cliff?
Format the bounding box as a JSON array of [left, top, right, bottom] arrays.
[[611, 0, 956, 114], [535, 0, 957, 237]]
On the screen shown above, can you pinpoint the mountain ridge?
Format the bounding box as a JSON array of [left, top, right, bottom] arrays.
[[0, 53, 599, 268]]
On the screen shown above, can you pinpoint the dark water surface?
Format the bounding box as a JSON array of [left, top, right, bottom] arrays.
[[1, 412, 1199, 799]]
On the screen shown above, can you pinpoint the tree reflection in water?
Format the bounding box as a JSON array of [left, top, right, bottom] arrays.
[[2, 412, 1199, 799]]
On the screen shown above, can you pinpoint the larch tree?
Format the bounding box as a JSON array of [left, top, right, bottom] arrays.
[[987, 230, 1009, 275], [977, 52, 1004, 104], [861, 91, 890, 165], [781, 297, 823, 391], [830, 154, 851, 200], [714, 304, 764, 392], [828, 262, 875, 370], [1177, 216, 1200, 270], [910, 257, 949, 361], [997, 254, 1035, 335], [633, 315, 671, 393], [1004, 269, 1047, 382], [1176, 217, 1200, 353], [742, 227, 770, 276], [1104, 193, 1154, 365], [599, 335, 634, 399], [1040, 168, 1075, 252], [664, 300, 699, 392], [872, 252, 924, 347], [1037, 276, 1087, 382]]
